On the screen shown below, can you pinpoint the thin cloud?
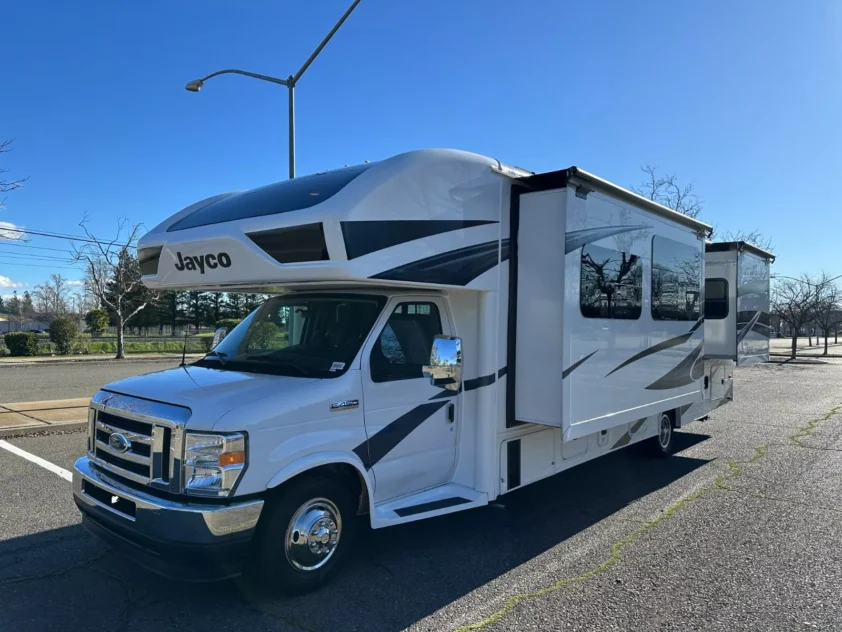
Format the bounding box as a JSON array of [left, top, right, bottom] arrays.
[[0, 275, 25, 288], [66, 280, 85, 287], [0, 221, 25, 241]]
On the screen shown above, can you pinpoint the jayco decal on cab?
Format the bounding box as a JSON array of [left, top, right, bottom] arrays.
[[174, 251, 231, 274]]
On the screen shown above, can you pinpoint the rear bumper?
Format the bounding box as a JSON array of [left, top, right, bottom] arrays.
[[73, 456, 263, 581]]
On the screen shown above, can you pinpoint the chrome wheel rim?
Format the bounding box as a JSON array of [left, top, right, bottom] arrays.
[[284, 498, 342, 571], [658, 414, 672, 449]]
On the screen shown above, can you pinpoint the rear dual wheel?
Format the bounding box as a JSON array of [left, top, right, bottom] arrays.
[[648, 412, 675, 457]]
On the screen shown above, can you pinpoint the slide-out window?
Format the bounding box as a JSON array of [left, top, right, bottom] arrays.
[[580, 244, 642, 319], [651, 236, 702, 321], [704, 279, 729, 320]]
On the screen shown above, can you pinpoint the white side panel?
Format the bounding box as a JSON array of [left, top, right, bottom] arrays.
[[563, 188, 705, 440], [704, 252, 738, 360], [514, 189, 566, 426], [737, 251, 771, 366]]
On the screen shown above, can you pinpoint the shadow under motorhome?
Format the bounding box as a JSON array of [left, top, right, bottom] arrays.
[[72, 148, 766, 592]]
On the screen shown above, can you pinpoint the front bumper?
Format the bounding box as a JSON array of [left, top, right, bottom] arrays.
[[73, 456, 263, 581]]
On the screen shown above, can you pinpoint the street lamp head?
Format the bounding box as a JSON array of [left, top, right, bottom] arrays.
[[185, 79, 204, 93]]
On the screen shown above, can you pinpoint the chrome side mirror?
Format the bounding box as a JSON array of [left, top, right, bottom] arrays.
[[211, 327, 228, 350], [423, 335, 462, 391]]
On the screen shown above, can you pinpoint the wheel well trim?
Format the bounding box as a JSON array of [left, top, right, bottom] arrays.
[[265, 451, 375, 517]]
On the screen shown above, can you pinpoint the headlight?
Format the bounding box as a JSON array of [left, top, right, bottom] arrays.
[[183, 432, 246, 497]]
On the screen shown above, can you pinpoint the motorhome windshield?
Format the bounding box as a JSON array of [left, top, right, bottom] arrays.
[[195, 294, 386, 378]]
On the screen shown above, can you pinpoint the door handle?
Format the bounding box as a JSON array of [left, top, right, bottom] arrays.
[[447, 403, 455, 423]]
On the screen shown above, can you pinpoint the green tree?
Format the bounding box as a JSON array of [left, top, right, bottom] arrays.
[[21, 291, 34, 317], [225, 293, 245, 319], [0, 295, 4, 311], [6, 291, 21, 330], [49, 317, 78, 355], [84, 308, 109, 336]]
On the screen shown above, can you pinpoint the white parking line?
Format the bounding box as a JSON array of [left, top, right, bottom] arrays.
[[0, 439, 73, 482]]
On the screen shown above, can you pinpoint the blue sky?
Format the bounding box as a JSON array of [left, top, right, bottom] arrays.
[[1, 0, 840, 293]]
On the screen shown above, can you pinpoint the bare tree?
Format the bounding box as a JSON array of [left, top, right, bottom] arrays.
[[1, 139, 29, 241], [0, 139, 27, 196], [72, 219, 159, 359], [632, 164, 703, 219], [33, 274, 71, 323], [772, 275, 823, 359], [720, 229, 774, 253], [632, 164, 773, 251], [814, 275, 841, 355]]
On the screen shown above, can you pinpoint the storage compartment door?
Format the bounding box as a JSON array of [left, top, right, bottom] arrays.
[[513, 189, 566, 426]]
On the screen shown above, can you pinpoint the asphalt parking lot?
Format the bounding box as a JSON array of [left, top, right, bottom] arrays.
[[0, 358, 184, 403], [1, 359, 841, 631]]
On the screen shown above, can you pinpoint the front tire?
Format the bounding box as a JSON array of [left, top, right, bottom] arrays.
[[648, 412, 675, 457], [250, 476, 357, 594]]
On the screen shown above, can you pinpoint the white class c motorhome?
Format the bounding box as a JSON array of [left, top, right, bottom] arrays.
[[72, 149, 772, 592]]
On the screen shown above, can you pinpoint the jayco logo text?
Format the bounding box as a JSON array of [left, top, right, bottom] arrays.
[[174, 251, 231, 274]]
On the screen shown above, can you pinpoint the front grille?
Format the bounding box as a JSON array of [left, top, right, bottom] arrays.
[[92, 409, 173, 487]]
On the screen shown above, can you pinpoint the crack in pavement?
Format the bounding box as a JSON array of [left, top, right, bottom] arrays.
[[0, 550, 108, 586], [453, 402, 842, 632]]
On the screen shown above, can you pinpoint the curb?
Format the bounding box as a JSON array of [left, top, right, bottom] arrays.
[[0, 354, 204, 367], [0, 421, 87, 439]]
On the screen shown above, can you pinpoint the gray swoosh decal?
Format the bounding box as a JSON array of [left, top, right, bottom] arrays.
[[645, 342, 705, 390], [565, 225, 650, 254], [736, 310, 761, 343], [606, 318, 704, 377], [563, 350, 597, 379], [612, 417, 647, 449]]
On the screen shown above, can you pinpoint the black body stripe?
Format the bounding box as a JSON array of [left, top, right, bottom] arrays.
[[507, 439, 521, 490], [353, 401, 448, 469], [428, 366, 508, 399], [645, 342, 705, 390], [563, 350, 597, 379], [393, 497, 470, 517], [341, 220, 497, 260], [464, 373, 496, 391], [371, 239, 510, 286], [606, 319, 703, 377]]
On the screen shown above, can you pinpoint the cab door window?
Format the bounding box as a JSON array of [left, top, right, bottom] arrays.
[[370, 302, 442, 382]]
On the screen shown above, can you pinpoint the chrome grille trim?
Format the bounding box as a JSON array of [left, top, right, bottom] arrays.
[[88, 390, 191, 493], [96, 421, 152, 443], [94, 439, 150, 465]]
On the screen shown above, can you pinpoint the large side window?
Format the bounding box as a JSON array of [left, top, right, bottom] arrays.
[[371, 302, 442, 383], [580, 244, 642, 319], [704, 279, 729, 320], [651, 236, 702, 321]]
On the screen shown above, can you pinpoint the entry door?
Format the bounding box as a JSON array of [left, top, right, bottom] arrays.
[[361, 297, 457, 503]]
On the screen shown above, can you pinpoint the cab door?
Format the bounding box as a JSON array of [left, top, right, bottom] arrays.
[[360, 297, 457, 503]]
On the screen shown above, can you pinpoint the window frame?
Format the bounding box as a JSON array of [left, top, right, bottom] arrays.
[[650, 235, 703, 322], [579, 243, 643, 321], [704, 278, 730, 320], [369, 299, 444, 384]]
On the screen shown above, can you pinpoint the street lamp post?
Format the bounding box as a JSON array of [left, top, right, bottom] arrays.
[[185, 0, 362, 180]]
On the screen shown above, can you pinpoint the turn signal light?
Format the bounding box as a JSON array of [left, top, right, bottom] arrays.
[[219, 452, 245, 466]]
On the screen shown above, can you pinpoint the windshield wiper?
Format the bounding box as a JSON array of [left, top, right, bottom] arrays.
[[203, 350, 228, 366], [242, 352, 312, 377]]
